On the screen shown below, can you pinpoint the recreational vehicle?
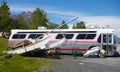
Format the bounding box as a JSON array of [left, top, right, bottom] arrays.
[[7, 28, 117, 56]]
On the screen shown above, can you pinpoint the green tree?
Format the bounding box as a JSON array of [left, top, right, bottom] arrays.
[[60, 20, 68, 29], [9, 18, 17, 29], [16, 15, 26, 29], [73, 21, 86, 29], [72, 25, 76, 29], [0, 0, 10, 37], [48, 23, 58, 29], [29, 8, 48, 29], [0, 0, 10, 33]]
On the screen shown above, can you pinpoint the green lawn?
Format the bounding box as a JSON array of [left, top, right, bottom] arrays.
[[0, 38, 55, 72], [0, 38, 8, 56]]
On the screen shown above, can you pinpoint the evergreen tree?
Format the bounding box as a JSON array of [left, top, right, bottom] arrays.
[[9, 18, 17, 29], [0, 0, 10, 37], [29, 8, 48, 29], [60, 20, 68, 29], [72, 25, 76, 29], [48, 23, 58, 29], [17, 15, 26, 29], [72, 21, 86, 29], [80, 21, 86, 29], [0, 0, 10, 32]]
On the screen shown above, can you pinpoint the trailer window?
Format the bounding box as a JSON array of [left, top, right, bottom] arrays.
[[76, 34, 96, 39], [28, 34, 43, 39], [56, 34, 74, 39], [103, 34, 107, 43], [56, 34, 63, 39], [108, 34, 112, 43], [12, 34, 19, 39], [97, 35, 101, 43], [86, 34, 96, 39], [19, 34, 26, 39], [28, 34, 36, 39], [65, 34, 74, 39], [12, 34, 26, 39], [36, 34, 43, 39], [76, 34, 86, 39]]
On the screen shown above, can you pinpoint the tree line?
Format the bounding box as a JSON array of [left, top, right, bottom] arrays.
[[0, 1, 86, 37]]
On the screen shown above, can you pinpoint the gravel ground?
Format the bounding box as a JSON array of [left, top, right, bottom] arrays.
[[116, 44, 120, 54], [50, 56, 120, 72], [48, 44, 120, 72]]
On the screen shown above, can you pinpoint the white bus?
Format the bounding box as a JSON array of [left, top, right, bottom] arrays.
[[8, 29, 117, 56]]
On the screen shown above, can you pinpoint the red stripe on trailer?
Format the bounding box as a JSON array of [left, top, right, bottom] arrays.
[[56, 48, 87, 51], [76, 41, 99, 44], [9, 40, 99, 44], [49, 40, 99, 44]]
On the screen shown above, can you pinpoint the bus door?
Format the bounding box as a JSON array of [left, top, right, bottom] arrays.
[[101, 33, 113, 55]]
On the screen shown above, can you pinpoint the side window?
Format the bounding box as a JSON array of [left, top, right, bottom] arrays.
[[28, 34, 43, 39], [19, 34, 26, 39], [56, 34, 74, 39], [56, 34, 63, 39], [76, 34, 86, 39], [108, 34, 112, 43], [97, 35, 101, 43], [65, 34, 74, 39], [28, 34, 36, 39], [86, 34, 96, 39], [103, 34, 107, 43], [12, 34, 19, 39], [76, 34, 96, 39], [36, 34, 43, 39], [12, 34, 26, 39]]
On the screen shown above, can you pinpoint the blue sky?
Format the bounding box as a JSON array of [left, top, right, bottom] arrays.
[[0, 0, 120, 36]]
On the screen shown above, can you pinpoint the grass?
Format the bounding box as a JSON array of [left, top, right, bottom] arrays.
[[0, 38, 8, 56], [0, 38, 55, 72], [0, 55, 54, 72]]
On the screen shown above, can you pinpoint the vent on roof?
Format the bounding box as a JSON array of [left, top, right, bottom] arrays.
[[38, 26, 47, 30]]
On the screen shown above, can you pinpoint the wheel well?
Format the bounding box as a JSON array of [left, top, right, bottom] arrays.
[[88, 46, 97, 50]]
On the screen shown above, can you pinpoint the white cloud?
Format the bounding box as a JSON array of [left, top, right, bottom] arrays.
[[9, 4, 37, 12], [43, 7, 120, 37], [81, 16, 120, 37], [9, 4, 120, 37]]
